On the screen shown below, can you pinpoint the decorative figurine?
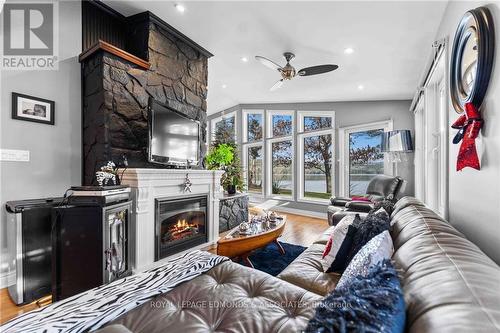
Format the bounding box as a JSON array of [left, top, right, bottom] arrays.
[[96, 161, 118, 186], [239, 222, 250, 233], [183, 173, 192, 193], [269, 211, 278, 222]]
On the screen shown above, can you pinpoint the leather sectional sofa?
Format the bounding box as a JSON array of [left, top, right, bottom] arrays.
[[98, 197, 500, 333]]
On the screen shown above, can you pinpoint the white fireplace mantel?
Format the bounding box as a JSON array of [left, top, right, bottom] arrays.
[[120, 168, 224, 271]]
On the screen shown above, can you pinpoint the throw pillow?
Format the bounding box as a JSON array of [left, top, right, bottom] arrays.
[[351, 195, 372, 202], [344, 210, 390, 265], [336, 230, 394, 289], [321, 215, 357, 272], [370, 198, 396, 216], [373, 206, 390, 219], [305, 259, 405, 333]]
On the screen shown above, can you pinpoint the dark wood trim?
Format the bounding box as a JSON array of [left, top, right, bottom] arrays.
[[127, 11, 214, 58], [86, 0, 126, 20], [78, 40, 150, 70]]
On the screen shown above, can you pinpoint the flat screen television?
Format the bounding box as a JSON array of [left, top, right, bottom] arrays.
[[148, 99, 200, 166]]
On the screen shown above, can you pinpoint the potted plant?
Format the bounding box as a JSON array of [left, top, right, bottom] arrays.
[[227, 176, 238, 195], [205, 143, 244, 194]]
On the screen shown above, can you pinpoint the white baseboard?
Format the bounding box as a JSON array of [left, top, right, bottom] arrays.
[[0, 271, 15, 289], [270, 206, 327, 219]]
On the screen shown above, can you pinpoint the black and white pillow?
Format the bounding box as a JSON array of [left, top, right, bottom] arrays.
[[321, 215, 358, 272]]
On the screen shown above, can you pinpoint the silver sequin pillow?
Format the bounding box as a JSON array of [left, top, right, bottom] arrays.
[[335, 230, 394, 290]]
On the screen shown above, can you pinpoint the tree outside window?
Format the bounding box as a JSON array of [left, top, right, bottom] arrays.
[[349, 129, 384, 195], [247, 114, 262, 142], [271, 140, 293, 196]]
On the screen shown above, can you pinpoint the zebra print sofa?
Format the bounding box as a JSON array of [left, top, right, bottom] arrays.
[[97, 197, 500, 333]]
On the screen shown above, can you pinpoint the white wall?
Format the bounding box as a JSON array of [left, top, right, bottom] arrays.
[[435, 1, 500, 264], [0, 1, 82, 286]]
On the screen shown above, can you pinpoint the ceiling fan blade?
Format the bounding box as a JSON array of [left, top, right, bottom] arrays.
[[270, 79, 284, 91], [297, 64, 338, 76], [255, 56, 283, 71]]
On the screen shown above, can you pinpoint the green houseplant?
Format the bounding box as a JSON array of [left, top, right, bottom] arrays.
[[205, 143, 244, 193]]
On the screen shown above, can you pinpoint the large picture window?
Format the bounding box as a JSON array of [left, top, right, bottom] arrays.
[[239, 109, 335, 203], [303, 134, 333, 200], [298, 111, 335, 202], [270, 139, 293, 197], [246, 145, 263, 194]]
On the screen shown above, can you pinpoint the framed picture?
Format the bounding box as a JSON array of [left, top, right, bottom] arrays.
[[12, 92, 55, 125]]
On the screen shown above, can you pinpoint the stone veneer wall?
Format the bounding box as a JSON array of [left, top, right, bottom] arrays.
[[82, 19, 209, 185], [219, 195, 249, 232]]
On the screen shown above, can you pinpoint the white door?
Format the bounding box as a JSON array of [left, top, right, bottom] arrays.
[[339, 121, 393, 197], [416, 50, 448, 218]]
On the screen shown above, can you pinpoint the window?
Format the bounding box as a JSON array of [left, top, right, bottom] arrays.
[[270, 139, 293, 197], [241, 109, 335, 203], [242, 110, 263, 143], [297, 111, 335, 202], [339, 121, 392, 197], [246, 145, 263, 195], [303, 134, 333, 200], [267, 110, 294, 138], [303, 116, 332, 132], [210, 112, 236, 145], [348, 129, 385, 195]]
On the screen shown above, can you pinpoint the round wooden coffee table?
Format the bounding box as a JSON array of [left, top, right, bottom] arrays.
[[217, 217, 287, 268]]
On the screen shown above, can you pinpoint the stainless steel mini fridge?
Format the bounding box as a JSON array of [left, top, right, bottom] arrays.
[[5, 198, 64, 305]]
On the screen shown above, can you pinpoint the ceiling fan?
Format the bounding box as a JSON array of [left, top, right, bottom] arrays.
[[255, 52, 338, 91]]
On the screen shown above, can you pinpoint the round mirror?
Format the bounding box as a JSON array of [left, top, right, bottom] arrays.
[[459, 28, 478, 96], [450, 7, 494, 114]]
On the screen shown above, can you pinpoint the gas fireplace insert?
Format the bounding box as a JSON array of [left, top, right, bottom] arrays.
[[155, 195, 208, 260]]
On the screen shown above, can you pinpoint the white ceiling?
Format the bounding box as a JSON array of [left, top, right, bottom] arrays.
[[103, 1, 448, 114]]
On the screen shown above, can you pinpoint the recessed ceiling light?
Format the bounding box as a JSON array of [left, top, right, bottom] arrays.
[[344, 47, 354, 55], [222, 84, 227, 89], [175, 4, 185, 13], [358, 85, 364, 90], [241, 57, 248, 62]]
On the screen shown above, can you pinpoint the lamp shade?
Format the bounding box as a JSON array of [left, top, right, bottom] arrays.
[[381, 130, 413, 152]]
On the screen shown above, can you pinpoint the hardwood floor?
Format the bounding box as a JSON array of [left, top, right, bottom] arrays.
[[0, 212, 329, 325], [0, 288, 47, 325]]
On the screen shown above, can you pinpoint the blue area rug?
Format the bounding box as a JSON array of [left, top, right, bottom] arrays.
[[239, 241, 306, 276]]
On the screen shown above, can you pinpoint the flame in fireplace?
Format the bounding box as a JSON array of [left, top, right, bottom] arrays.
[[177, 219, 188, 228]]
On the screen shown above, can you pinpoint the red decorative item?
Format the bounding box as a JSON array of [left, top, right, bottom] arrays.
[[350, 196, 372, 202], [451, 102, 483, 171], [322, 237, 333, 259]]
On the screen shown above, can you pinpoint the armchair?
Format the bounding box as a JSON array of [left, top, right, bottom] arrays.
[[327, 175, 405, 225]]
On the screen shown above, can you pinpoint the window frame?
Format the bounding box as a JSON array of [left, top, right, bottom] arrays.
[[297, 111, 335, 204], [242, 109, 264, 144], [242, 142, 265, 198], [338, 120, 393, 197]]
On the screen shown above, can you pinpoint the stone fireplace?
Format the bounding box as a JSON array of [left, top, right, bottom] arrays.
[[79, 11, 212, 185]]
